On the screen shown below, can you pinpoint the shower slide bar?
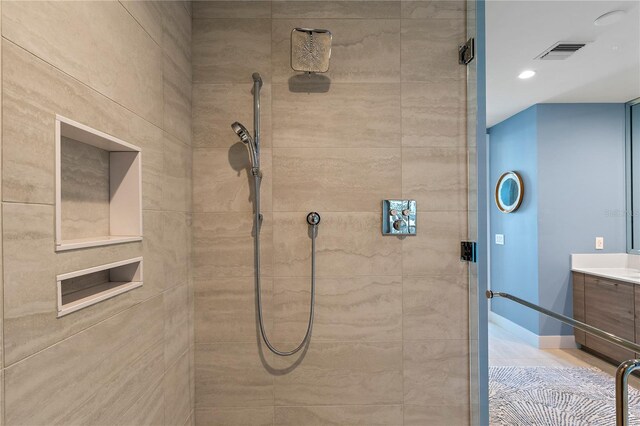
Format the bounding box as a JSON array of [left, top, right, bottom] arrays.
[[486, 290, 640, 426]]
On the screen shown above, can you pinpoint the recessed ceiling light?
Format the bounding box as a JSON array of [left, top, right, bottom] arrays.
[[518, 70, 536, 79], [594, 10, 626, 26]]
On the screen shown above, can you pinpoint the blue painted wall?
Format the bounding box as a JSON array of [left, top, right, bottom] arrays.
[[537, 104, 626, 335], [489, 106, 540, 334], [488, 104, 626, 336]]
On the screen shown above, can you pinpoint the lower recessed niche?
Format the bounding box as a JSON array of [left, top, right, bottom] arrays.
[[57, 257, 143, 317], [55, 115, 142, 251]]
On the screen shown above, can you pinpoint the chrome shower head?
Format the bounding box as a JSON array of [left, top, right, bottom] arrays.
[[231, 121, 252, 144], [231, 121, 259, 172]]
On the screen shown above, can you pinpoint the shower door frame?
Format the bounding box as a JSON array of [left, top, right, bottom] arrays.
[[468, 0, 489, 425]]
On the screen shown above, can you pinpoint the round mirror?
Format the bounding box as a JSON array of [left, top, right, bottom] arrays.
[[495, 171, 524, 213]]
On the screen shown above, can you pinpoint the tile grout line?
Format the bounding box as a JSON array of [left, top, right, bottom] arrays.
[[1, 37, 190, 148], [159, 13, 171, 423], [269, 3, 276, 423], [400, 11, 405, 423], [117, 0, 162, 50], [3, 292, 164, 369], [1, 7, 6, 420]]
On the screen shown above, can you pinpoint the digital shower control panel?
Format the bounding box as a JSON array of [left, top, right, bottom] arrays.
[[382, 200, 416, 235]]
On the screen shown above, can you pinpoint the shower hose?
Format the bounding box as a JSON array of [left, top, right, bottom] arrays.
[[252, 173, 319, 356]]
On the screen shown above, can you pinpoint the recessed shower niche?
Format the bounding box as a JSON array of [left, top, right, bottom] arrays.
[[55, 115, 142, 251], [57, 257, 143, 317]]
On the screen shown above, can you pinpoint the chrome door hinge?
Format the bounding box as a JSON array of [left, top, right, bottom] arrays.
[[458, 38, 475, 65], [460, 241, 477, 262]]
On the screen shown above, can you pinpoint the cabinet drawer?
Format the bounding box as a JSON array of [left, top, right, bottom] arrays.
[[585, 275, 635, 362], [586, 335, 635, 362]]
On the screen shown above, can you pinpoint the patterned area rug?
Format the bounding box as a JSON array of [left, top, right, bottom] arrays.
[[490, 366, 640, 425]]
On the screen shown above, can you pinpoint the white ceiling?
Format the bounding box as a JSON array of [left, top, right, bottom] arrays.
[[486, 0, 640, 127]]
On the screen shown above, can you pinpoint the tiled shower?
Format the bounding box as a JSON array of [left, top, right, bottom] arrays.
[[0, 1, 470, 425], [192, 1, 469, 424], [1, 1, 193, 425]]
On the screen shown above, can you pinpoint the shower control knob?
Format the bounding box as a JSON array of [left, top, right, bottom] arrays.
[[393, 220, 404, 231], [402, 209, 411, 217]]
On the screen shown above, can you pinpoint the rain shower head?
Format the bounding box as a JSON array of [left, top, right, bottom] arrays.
[[291, 28, 332, 73], [231, 121, 252, 144]]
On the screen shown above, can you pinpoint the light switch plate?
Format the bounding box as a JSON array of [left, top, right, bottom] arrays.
[[495, 234, 504, 245], [595, 237, 604, 250]]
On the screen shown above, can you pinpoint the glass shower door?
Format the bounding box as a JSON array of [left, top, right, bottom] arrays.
[[467, 0, 488, 424]]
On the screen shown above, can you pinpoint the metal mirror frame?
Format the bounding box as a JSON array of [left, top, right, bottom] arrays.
[[495, 171, 524, 213]]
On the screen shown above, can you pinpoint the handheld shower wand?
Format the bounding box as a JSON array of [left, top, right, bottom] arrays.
[[231, 121, 259, 174], [230, 73, 319, 357]]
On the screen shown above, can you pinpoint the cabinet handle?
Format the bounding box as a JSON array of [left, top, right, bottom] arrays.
[[597, 279, 618, 287]]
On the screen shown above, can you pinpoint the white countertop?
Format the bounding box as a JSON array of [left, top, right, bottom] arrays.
[[571, 254, 640, 285], [571, 267, 640, 285]]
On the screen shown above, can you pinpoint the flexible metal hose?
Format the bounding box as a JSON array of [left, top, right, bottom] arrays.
[[253, 173, 316, 356]]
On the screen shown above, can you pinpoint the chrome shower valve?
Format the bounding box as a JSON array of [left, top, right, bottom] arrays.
[[382, 200, 417, 235]]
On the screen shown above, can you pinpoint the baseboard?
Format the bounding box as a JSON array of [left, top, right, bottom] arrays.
[[489, 311, 577, 349], [489, 311, 539, 347]]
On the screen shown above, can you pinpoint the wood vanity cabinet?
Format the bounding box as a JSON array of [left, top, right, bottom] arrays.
[[572, 272, 586, 346], [572, 272, 636, 363]]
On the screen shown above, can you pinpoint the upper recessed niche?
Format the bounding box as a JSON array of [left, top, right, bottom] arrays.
[[55, 115, 142, 251]]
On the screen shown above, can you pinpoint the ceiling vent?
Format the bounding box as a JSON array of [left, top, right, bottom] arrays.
[[535, 42, 588, 60]]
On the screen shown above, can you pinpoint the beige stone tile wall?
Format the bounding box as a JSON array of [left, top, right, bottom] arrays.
[[59, 137, 111, 241], [0, 1, 470, 423], [0, 1, 193, 425], [191, 1, 470, 424]]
